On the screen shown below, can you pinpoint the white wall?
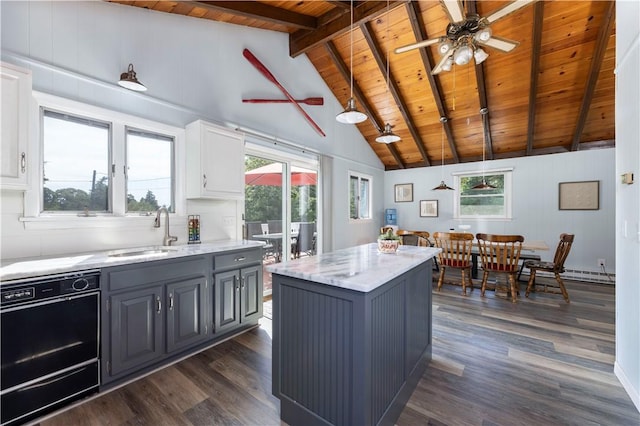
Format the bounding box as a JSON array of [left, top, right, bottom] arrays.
[[385, 149, 616, 276], [615, 0, 640, 412], [0, 0, 384, 259]]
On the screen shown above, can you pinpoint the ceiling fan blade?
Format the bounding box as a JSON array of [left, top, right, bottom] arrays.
[[484, 0, 535, 24], [478, 35, 520, 53], [440, 0, 465, 23], [394, 37, 441, 54], [431, 50, 454, 75]]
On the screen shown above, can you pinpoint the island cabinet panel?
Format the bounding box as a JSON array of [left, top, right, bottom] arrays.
[[272, 259, 433, 426]]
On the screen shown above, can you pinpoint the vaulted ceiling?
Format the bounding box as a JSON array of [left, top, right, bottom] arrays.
[[110, 1, 616, 170]]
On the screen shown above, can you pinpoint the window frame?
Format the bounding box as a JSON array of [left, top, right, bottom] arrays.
[[349, 171, 372, 221], [453, 168, 513, 220], [22, 92, 185, 228]]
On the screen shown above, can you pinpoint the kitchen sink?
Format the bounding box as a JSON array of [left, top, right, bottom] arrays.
[[107, 246, 179, 258]]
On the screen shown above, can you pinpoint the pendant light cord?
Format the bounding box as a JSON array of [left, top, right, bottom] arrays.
[[350, 0, 354, 99], [386, 0, 390, 93]]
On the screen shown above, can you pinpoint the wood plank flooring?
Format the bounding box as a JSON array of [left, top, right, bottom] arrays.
[[37, 276, 639, 426]]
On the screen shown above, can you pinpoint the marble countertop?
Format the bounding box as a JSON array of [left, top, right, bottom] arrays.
[[266, 243, 440, 293], [0, 240, 264, 282]]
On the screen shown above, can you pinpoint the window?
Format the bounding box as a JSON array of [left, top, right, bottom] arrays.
[[42, 110, 111, 212], [454, 170, 512, 219], [126, 128, 174, 213], [26, 92, 184, 223], [349, 172, 371, 220]]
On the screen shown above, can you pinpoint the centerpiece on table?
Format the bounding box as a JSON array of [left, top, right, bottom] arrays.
[[377, 229, 400, 253]]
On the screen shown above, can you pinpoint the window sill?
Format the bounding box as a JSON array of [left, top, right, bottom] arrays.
[[19, 215, 186, 231]]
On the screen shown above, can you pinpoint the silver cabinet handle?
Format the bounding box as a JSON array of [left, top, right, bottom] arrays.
[[241, 276, 245, 289], [234, 256, 246, 262], [156, 296, 162, 314], [203, 174, 207, 188], [20, 152, 26, 173], [169, 293, 174, 310]]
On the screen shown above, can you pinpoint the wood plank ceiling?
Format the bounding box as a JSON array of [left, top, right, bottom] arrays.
[[109, 1, 616, 171]]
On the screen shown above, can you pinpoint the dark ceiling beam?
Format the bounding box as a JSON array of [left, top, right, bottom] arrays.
[[325, 41, 406, 169], [187, 1, 317, 30], [467, 1, 493, 160], [525, 1, 544, 155], [571, 0, 615, 151], [290, 1, 405, 58], [405, 1, 459, 164], [360, 21, 431, 167]]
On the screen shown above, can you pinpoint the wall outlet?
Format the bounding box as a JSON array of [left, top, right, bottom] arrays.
[[598, 258, 606, 267]]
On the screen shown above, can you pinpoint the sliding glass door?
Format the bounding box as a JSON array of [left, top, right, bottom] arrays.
[[244, 150, 319, 297]]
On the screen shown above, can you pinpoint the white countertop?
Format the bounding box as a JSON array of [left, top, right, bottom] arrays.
[[266, 243, 440, 293], [0, 240, 264, 282]]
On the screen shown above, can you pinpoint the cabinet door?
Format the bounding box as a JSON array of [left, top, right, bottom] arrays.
[[1, 63, 31, 189], [166, 276, 208, 353], [241, 265, 263, 323], [109, 286, 164, 377], [186, 120, 244, 199], [214, 270, 240, 333]]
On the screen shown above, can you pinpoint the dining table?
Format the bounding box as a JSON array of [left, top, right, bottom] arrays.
[[252, 232, 297, 262]]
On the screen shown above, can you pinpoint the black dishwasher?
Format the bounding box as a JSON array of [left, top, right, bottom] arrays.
[[0, 270, 100, 426]]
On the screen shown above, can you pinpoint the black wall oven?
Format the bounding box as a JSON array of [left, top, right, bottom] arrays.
[[1, 270, 100, 426]]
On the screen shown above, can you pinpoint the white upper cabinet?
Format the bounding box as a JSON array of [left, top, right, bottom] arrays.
[[185, 120, 245, 200], [1, 63, 32, 190]]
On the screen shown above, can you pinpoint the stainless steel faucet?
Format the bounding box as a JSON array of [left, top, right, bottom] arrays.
[[154, 207, 178, 246]]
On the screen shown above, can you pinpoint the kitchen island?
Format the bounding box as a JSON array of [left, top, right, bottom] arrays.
[[267, 243, 439, 426]]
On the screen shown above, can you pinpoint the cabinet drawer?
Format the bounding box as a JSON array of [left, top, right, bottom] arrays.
[[214, 249, 261, 271], [105, 257, 207, 292]]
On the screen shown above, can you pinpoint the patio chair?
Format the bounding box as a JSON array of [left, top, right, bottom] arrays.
[[433, 232, 474, 295], [292, 222, 315, 258], [476, 233, 524, 303], [525, 233, 574, 303]]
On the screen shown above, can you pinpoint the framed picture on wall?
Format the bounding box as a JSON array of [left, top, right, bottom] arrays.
[[394, 183, 413, 202], [419, 200, 438, 217], [559, 180, 599, 210]]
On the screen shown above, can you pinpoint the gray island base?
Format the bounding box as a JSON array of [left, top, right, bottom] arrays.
[[267, 243, 439, 426]]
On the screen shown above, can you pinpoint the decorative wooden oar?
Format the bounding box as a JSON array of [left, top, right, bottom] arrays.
[[242, 48, 326, 137], [243, 97, 324, 106]]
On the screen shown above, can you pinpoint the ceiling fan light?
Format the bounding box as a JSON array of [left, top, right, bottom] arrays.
[[376, 123, 400, 143], [438, 40, 453, 56], [474, 47, 489, 64], [442, 57, 454, 72], [336, 97, 368, 124], [453, 45, 473, 66], [475, 27, 492, 43], [118, 63, 147, 92]]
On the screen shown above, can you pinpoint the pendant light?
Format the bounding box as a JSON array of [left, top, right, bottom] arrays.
[[432, 116, 454, 190], [118, 64, 147, 92], [472, 107, 496, 190], [376, 0, 400, 144], [336, 0, 367, 124]]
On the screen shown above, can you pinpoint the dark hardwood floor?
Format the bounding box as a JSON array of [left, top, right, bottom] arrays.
[[37, 276, 639, 426]]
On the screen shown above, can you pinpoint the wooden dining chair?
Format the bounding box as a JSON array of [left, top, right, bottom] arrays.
[[476, 233, 524, 303], [525, 233, 574, 303], [433, 232, 474, 295]]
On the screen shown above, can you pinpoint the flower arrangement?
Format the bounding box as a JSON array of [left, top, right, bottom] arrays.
[[377, 229, 400, 253]]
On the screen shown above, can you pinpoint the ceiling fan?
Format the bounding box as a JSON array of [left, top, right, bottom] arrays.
[[395, 0, 535, 74]]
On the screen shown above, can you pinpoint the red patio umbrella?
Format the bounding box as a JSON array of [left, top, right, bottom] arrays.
[[245, 163, 317, 186]]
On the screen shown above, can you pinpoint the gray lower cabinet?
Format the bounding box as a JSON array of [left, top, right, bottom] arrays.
[[109, 286, 164, 377], [101, 249, 263, 388], [212, 249, 263, 335], [166, 277, 207, 353], [102, 256, 209, 385]]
